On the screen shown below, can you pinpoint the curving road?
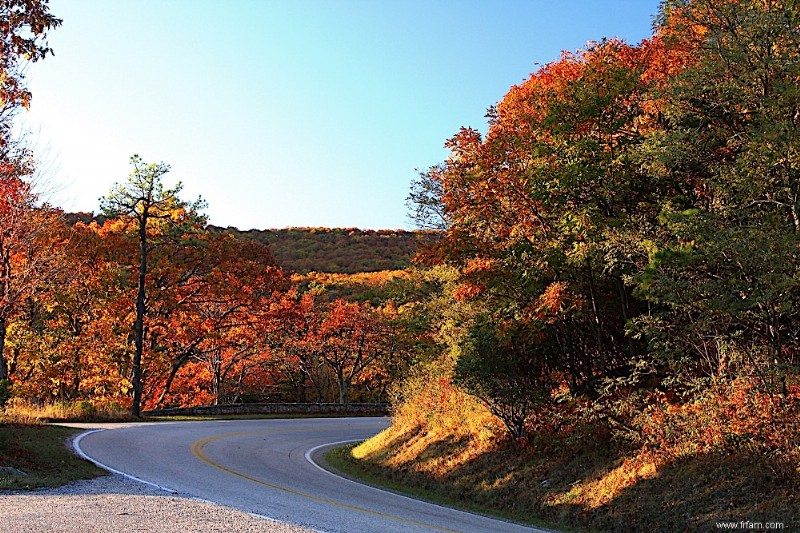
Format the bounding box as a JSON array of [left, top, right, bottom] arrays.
[[74, 417, 546, 533]]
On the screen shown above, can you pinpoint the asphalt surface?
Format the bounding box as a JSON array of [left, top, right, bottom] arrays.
[[73, 417, 545, 533]]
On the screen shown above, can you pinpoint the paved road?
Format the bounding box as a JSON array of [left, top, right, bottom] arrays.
[[74, 417, 545, 533]]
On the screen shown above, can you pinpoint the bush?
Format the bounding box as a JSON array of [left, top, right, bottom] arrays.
[[454, 321, 551, 439], [389, 354, 495, 438]]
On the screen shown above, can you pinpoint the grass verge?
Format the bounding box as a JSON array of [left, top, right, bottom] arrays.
[[327, 424, 800, 533], [0, 425, 107, 490], [1, 399, 384, 424], [1, 400, 133, 425], [324, 440, 568, 532]]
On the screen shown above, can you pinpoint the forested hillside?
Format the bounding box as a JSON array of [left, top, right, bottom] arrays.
[[209, 226, 425, 274], [66, 216, 426, 274]]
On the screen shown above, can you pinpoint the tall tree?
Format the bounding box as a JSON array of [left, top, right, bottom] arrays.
[[0, 182, 65, 384], [414, 38, 671, 406], [636, 0, 800, 387], [100, 155, 205, 417], [0, 0, 61, 392]]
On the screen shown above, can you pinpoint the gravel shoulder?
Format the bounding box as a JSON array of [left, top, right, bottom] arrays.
[[0, 473, 315, 532], [0, 427, 315, 533]]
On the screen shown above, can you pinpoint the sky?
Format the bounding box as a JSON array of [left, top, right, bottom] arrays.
[[22, 0, 662, 231]]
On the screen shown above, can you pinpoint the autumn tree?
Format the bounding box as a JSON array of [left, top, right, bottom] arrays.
[[400, 0, 800, 448], [100, 155, 205, 417], [8, 217, 288, 410], [150, 233, 286, 407], [632, 0, 800, 390], [314, 299, 389, 404], [264, 289, 323, 402], [411, 38, 678, 421], [0, 0, 61, 396], [0, 193, 68, 392], [8, 219, 130, 404]]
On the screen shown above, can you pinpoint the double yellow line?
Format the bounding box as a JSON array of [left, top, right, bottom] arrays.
[[190, 429, 456, 532]]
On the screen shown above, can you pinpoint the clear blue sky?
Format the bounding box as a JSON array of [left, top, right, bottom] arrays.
[[24, 0, 662, 230]]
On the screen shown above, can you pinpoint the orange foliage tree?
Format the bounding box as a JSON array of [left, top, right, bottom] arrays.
[[416, 37, 693, 435], [265, 288, 411, 404], [150, 233, 287, 408], [408, 0, 800, 447], [0, 0, 61, 396], [9, 220, 131, 405]]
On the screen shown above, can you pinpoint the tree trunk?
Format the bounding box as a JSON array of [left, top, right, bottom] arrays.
[[337, 367, 349, 404], [295, 373, 306, 403], [211, 355, 222, 405], [132, 213, 148, 418], [0, 316, 8, 382], [585, 259, 606, 377], [155, 352, 191, 408], [0, 235, 9, 383]]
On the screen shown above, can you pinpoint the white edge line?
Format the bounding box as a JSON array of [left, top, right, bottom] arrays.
[[72, 429, 178, 494], [73, 428, 306, 529], [305, 440, 550, 533], [305, 439, 462, 513]]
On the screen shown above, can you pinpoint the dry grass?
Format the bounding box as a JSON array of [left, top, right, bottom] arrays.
[[1, 399, 132, 425], [339, 377, 800, 533], [343, 419, 800, 532]]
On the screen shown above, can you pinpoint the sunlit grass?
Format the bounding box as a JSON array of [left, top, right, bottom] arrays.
[[547, 452, 661, 510], [327, 441, 553, 529], [332, 384, 800, 531], [1, 399, 132, 425], [328, 429, 571, 531]]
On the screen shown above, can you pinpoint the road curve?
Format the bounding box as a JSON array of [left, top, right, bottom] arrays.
[[75, 417, 546, 533]]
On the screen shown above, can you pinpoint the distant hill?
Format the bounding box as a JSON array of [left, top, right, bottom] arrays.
[[63, 211, 105, 226], [208, 226, 431, 274], [64, 213, 429, 274]]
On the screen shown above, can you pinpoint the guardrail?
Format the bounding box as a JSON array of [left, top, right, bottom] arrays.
[[143, 402, 390, 417]]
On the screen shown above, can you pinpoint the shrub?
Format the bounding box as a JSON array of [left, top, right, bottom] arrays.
[[454, 321, 551, 439], [0, 379, 11, 408]]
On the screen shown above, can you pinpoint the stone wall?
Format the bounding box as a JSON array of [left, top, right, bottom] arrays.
[[144, 402, 389, 417]]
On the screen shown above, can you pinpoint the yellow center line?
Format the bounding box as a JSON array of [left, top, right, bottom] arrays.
[[190, 429, 457, 533]]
